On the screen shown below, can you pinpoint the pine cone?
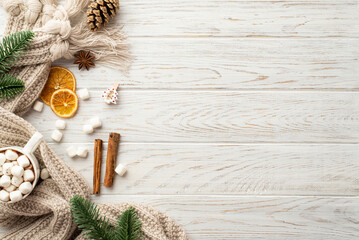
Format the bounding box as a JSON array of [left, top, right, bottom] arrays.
[[87, 0, 120, 32]]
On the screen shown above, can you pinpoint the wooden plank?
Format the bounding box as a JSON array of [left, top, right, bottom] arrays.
[[43, 143, 359, 196], [24, 91, 359, 143], [2, 0, 357, 38], [1, 195, 358, 239], [91, 196, 359, 239], [56, 37, 359, 90], [118, 0, 359, 38]]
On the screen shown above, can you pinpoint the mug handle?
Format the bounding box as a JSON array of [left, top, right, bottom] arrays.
[[23, 132, 43, 156]]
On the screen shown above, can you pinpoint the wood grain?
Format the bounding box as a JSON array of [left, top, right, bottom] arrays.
[[2, 0, 357, 38], [91, 195, 359, 239], [117, 0, 359, 38], [45, 143, 359, 196], [52, 38, 359, 90], [1, 195, 358, 239], [24, 91, 359, 143]]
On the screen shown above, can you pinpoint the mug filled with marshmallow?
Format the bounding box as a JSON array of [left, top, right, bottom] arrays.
[[0, 132, 44, 203]]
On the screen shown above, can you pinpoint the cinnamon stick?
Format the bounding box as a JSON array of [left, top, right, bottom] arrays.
[[93, 139, 103, 194], [104, 132, 120, 187]]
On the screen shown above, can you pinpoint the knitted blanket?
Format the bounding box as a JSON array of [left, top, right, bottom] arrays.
[[0, 0, 189, 239]]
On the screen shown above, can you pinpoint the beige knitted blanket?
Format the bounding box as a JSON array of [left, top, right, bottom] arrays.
[[0, 0, 189, 239]]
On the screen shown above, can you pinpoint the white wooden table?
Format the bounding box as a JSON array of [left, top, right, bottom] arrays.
[[1, 0, 359, 239]]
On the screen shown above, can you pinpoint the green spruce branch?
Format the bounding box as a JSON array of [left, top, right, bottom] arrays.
[[0, 30, 34, 99], [70, 195, 142, 240], [0, 30, 35, 74], [0, 74, 25, 99]]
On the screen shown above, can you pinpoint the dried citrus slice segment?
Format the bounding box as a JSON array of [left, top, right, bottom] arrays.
[[50, 89, 78, 118], [40, 66, 76, 105]]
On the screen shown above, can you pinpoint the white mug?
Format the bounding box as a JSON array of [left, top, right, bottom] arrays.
[[0, 132, 43, 203]]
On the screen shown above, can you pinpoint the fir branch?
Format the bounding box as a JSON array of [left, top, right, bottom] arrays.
[[115, 207, 142, 240], [0, 74, 25, 99], [0, 31, 35, 74], [70, 195, 118, 240], [70, 195, 143, 240]]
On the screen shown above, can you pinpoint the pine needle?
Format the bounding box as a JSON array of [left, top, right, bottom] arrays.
[[70, 195, 118, 240], [0, 31, 35, 74], [70, 195, 143, 240], [0, 74, 25, 99], [115, 207, 142, 240]]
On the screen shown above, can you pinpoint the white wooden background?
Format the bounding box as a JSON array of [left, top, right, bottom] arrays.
[[1, 0, 359, 239]]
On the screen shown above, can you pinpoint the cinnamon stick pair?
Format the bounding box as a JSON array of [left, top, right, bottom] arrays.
[[93, 132, 121, 194]]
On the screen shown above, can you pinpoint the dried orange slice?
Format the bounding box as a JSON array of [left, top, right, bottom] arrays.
[[50, 89, 78, 118], [41, 66, 76, 105]]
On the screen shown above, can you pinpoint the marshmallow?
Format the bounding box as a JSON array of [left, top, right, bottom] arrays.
[[9, 190, 22, 202], [12, 161, 19, 166], [51, 130, 63, 142], [89, 116, 102, 129], [66, 146, 78, 158], [0, 153, 6, 165], [5, 149, 18, 160], [3, 163, 13, 175], [77, 147, 88, 158], [5, 185, 16, 192], [0, 190, 10, 202], [55, 119, 66, 130], [83, 125, 93, 134], [78, 88, 90, 100], [12, 176, 23, 187], [33, 100, 44, 112], [17, 155, 30, 168], [40, 168, 50, 180], [115, 164, 127, 177], [0, 175, 11, 188], [11, 165, 24, 177], [0, 166, 3, 176], [19, 182, 33, 195], [24, 170, 35, 182]]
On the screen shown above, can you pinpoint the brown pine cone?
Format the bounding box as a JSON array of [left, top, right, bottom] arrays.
[[87, 0, 120, 32]]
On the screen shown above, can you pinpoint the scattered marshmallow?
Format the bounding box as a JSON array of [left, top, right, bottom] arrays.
[[11, 166, 24, 178], [5, 150, 18, 161], [0, 175, 11, 188], [55, 120, 66, 130], [23, 170, 35, 182], [40, 168, 50, 180], [89, 116, 102, 129], [66, 146, 78, 158], [9, 190, 22, 202], [19, 182, 32, 195], [0, 153, 5, 165], [5, 185, 16, 192], [0, 190, 9, 202], [83, 125, 93, 134], [78, 88, 90, 100], [17, 155, 30, 168], [51, 130, 63, 142], [12, 176, 23, 187], [3, 163, 13, 176], [115, 164, 127, 177], [77, 147, 88, 158], [32, 100, 44, 112]]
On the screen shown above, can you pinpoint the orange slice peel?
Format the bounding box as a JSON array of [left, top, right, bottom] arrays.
[[41, 66, 76, 105], [50, 89, 78, 118]]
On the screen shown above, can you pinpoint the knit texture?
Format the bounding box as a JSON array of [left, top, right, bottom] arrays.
[[0, 1, 188, 239]]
